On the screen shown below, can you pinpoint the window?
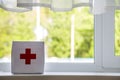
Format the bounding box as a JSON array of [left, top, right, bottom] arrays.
[[1, 2, 120, 72], [0, 5, 100, 72]]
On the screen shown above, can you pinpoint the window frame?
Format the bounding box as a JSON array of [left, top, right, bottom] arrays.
[[102, 7, 120, 69]]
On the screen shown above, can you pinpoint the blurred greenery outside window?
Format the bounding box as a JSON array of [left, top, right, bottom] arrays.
[[0, 7, 94, 62], [115, 10, 120, 56]]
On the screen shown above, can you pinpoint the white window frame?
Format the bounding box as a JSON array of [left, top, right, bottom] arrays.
[[102, 7, 120, 70], [1, 5, 120, 73]]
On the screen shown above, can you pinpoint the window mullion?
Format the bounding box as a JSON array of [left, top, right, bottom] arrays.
[[94, 14, 103, 67]]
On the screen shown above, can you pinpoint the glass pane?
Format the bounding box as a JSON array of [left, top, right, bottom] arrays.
[[40, 7, 94, 62], [74, 7, 94, 59], [115, 10, 120, 56], [0, 9, 36, 62], [40, 8, 71, 61]]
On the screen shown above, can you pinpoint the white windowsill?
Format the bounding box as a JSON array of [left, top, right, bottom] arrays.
[[1, 72, 120, 76], [0, 72, 120, 80]]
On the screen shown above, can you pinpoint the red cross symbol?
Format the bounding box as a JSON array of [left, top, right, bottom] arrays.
[[20, 48, 36, 65]]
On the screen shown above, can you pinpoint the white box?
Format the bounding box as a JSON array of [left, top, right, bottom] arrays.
[[11, 41, 44, 74]]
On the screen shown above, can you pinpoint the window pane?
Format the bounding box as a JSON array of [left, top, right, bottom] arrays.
[[74, 7, 94, 58], [0, 9, 36, 62], [40, 8, 71, 60], [115, 10, 120, 56], [40, 7, 94, 62]]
